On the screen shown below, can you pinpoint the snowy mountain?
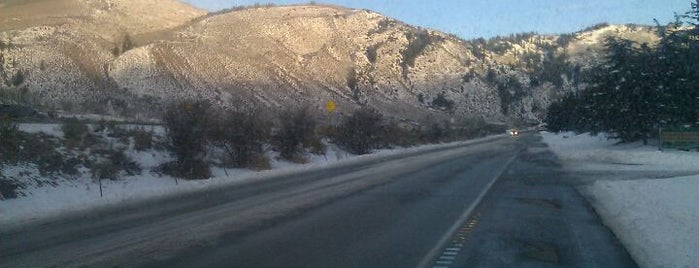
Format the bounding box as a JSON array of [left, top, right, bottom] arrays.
[[0, 1, 658, 124]]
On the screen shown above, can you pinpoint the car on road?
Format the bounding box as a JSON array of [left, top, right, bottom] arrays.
[[508, 129, 519, 137]]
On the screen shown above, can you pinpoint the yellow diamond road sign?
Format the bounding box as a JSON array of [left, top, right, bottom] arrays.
[[326, 100, 336, 113]]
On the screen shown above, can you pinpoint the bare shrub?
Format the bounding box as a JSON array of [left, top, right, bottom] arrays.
[[335, 107, 384, 155], [0, 115, 20, 162], [157, 159, 211, 180], [454, 117, 486, 139], [61, 118, 89, 146], [0, 174, 20, 199], [209, 108, 270, 170], [425, 122, 446, 143], [273, 106, 320, 162], [1, 116, 84, 176], [162, 101, 211, 180], [92, 160, 119, 180], [131, 128, 153, 151], [377, 121, 421, 148], [249, 153, 272, 171], [91, 149, 141, 180], [104, 124, 152, 151]]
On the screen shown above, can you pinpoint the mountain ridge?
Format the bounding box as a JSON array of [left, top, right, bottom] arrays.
[[0, 1, 658, 125]]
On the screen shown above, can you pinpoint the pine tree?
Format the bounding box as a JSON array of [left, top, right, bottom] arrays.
[[546, 1, 699, 143]]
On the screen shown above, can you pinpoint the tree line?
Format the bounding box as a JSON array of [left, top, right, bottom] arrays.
[[546, 1, 699, 144]]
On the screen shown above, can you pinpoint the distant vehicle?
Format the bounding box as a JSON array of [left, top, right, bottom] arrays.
[[508, 129, 519, 136]]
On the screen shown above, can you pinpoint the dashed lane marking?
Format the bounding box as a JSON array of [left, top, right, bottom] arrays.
[[416, 149, 522, 268]]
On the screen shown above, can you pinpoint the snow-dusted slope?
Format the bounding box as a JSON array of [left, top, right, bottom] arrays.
[[0, 1, 659, 123]]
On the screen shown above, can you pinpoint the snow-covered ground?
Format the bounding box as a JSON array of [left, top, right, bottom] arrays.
[[0, 123, 504, 229], [542, 132, 699, 268]]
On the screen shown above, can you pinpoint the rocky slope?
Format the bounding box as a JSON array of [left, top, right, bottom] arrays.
[[0, 1, 658, 124]]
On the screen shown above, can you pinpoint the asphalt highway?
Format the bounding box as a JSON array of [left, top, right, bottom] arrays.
[[0, 134, 635, 267]]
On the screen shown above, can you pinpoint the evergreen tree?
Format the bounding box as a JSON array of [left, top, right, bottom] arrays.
[[546, 1, 699, 142]]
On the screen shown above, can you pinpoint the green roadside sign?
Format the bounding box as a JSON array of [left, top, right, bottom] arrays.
[[660, 127, 699, 150]]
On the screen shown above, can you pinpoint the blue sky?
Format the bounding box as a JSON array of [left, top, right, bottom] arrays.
[[181, 0, 693, 38]]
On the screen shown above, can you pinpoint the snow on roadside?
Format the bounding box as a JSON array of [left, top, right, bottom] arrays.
[[542, 131, 699, 268], [0, 134, 505, 229], [542, 131, 699, 171], [581, 176, 699, 268], [17, 123, 64, 137]]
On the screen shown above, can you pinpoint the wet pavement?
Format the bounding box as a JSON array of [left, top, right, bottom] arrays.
[[436, 135, 637, 267]]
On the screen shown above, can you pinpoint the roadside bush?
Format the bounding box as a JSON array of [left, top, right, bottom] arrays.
[[0, 116, 21, 162], [105, 124, 154, 151], [424, 122, 446, 143], [2, 130, 79, 176], [273, 106, 320, 162], [130, 127, 153, 151], [162, 101, 211, 180], [209, 109, 270, 170], [0, 118, 75, 175], [455, 117, 490, 139], [112, 126, 154, 151], [376, 121, 420, 148], [0, 174, 20, 200], [92, 160, 119, 180], [91, 149, 141, 180], [335, 107, 384, 155], [157, 158, 211, 180], [108, 149, 141, 176], [39, 155, 80, 176], [61, 118, 89, 146], [248, 153, 272, 171]]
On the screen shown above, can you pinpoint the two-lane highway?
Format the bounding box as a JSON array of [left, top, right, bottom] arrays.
[[1, 135, 527, 267], [156, 138, 521, 268]]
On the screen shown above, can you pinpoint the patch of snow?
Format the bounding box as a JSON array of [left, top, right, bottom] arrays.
[[17, 123, 64, 137], [542, 131, 699, 171], [57, 113, 160, 124], [580, 176, 699, 268], [124, 149, 172, 169], [542, 131, 699, 268]]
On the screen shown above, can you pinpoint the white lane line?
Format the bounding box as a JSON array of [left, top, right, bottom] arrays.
[[415, 149, 522, 268]]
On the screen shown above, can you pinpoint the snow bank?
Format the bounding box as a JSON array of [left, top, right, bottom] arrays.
[[581, 176, 699, 268], [542, 131, 699, 171], [18, 123, 64, 137], [542, 131, 699, 268]]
